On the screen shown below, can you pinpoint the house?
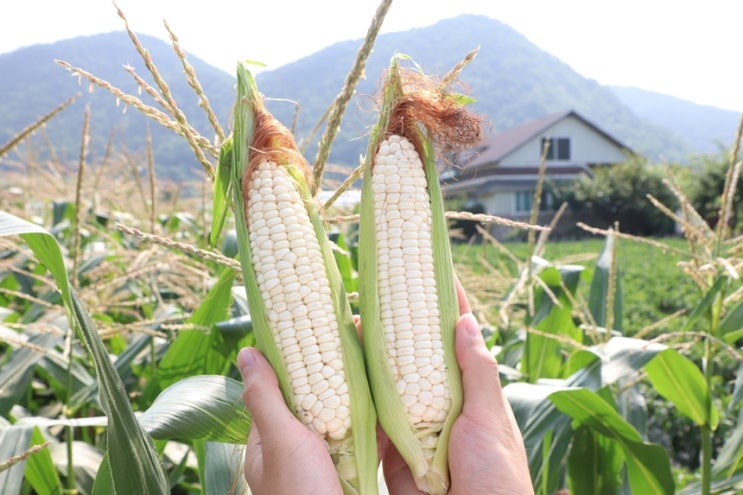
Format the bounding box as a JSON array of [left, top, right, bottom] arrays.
[[441, 109, 635, 237]]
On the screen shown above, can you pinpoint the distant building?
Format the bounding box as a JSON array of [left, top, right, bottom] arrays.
[[442, 109, 635, 238]]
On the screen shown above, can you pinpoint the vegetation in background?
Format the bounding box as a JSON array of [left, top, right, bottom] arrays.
[[1, 2, 742, 495], [685, 149, 743, 234], [549, 158, 684, 236]]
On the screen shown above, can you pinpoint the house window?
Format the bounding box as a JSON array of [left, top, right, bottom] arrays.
[[540, 137, 571, 160], [515, 190, 555, 213], [515, 191, 532, 212]]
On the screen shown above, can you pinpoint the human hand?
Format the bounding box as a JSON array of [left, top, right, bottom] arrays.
[[237, 277, 534, 495], [238, 347, 343, 495], [447, 311, 534, 494], [379, 279, 533, 494]]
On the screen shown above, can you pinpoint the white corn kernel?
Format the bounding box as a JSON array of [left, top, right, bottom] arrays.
[[246, 160, 351, 443]]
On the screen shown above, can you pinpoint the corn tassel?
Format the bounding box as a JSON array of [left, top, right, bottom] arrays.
[[230, 63, 378, 495], [358, 55, 482, 495]]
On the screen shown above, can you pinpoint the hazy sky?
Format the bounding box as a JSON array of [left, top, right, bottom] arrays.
[[2, 0, 742, 112]]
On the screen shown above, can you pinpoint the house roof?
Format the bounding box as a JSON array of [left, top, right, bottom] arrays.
[[459, 109, 633, 173]]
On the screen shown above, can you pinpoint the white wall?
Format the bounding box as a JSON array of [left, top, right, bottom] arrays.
[[479, 190, 513, 215], [463, 114, 631, 218], [501, 114, 628, 167]]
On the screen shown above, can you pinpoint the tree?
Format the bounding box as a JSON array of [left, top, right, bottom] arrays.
[[551, 158, 680, 236], [684, 148, 743, 234]]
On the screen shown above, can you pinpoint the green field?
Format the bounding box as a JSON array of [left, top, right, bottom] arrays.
[[452, 235, 698, 337]]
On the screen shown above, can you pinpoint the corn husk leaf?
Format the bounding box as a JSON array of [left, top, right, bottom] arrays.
[[358, 55, 462, 495], [229, 62, 378, 495], [210, 136, 234, 247]]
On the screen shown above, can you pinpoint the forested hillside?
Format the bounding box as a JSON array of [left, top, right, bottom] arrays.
[[1, 15, 738, 178]]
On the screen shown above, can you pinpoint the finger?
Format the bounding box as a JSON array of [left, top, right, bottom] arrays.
[[376, 422, 391, 461], [244, 423, 263, 482], [353, 314, 363, 341], [454, 273, 471, 315], [381, 444, 425, 495], [238, 347, 297, 441], [503, 394, 528, 452], [454, 313, 503, 413]]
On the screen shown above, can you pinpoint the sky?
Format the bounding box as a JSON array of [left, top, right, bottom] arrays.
[[1, 0, 742, 112]]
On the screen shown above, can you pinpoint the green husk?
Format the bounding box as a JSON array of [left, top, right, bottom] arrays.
[[229, 62, 378, 495], [358, 55, 465, 495], [209, 135, 233, 247]]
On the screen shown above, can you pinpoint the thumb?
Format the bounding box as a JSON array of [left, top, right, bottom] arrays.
[[238, 347, 296, 435], [454, 313, 503, 413]]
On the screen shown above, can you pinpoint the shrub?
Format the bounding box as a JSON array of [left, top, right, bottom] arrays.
[[551, 158, 680, 236]]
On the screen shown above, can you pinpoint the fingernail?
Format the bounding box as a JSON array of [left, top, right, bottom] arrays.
[[237, 347, 256, 376], [459, 313, 480, 338]]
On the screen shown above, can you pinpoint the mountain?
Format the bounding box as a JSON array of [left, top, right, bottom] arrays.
[[0, 15, 737, 180], [258, 15, 698, 165], [0, 32, 235, 180], [607, 85, 740, 156]]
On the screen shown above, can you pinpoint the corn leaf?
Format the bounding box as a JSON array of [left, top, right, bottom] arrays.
[[142, 267, 237, 403], [70, 290, 169, 494], [718, 296, 743, 340], [329, 231, 357, 296], [567, 424, 623, 494], [210, 136, 234, 247], [712, 407, 743, 479], [70, 334, 151, 409], [722, 327, 743, 344], [524, 264, 583, 381], [645, 348, 719, 429], [23, 427, 62, 495], [139, 375, 250, 444], [203, 441, 248, 495], [597, 336, 667, 385], [11, 376, 251, 453], [0, 333, 59, 417], [568, 338, 661, 438], [0, 211, 71, 307], [727, 364, 743, 418], [0, 424, 35, 495], [91, 454, 114, 495], [49, 441, 102, 495], [0, 211, 169, 495], [677, 471, 743, 495], [587, 232, 623, 332], [683, 275, 726, 332], [504, 356, 602, 493], [549, 388, 674, 495], [38, 352, 96, 409], [616, 379, 650, 441]]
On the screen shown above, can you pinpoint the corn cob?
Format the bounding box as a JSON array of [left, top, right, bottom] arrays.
[[230, 63, 377, 495], [359, 55, 483, 495]]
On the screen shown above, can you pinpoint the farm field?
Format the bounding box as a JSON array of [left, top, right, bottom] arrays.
[[1, 5, 742, 494], [452, 235, 698, 335], [2, 163, 740, 493]]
